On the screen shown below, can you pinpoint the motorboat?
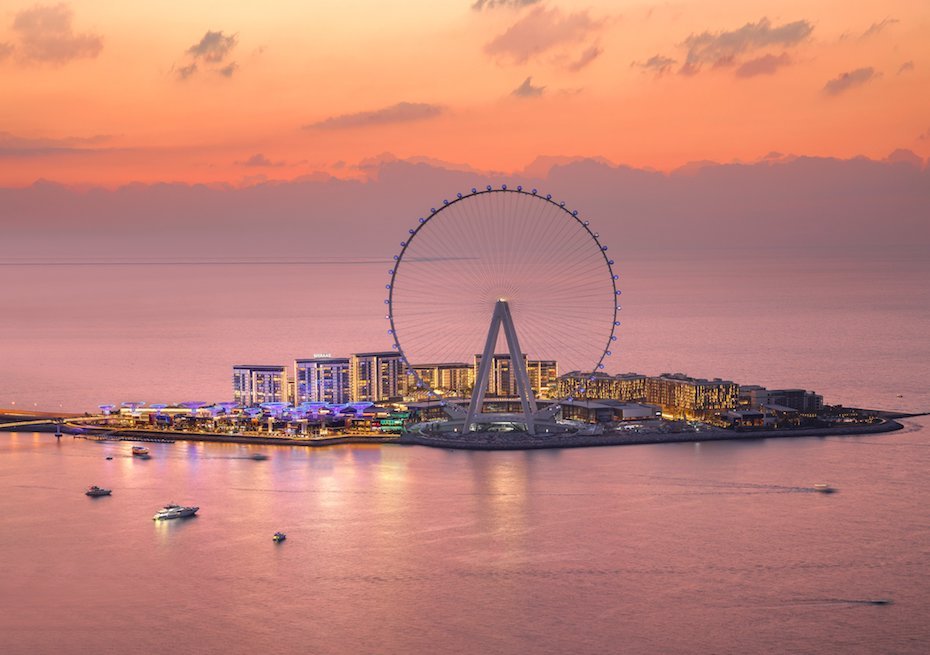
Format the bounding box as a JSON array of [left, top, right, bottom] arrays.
[[85, 485, 112, 497], [251, 453, 269, 461], [132, 446, 150, 456], [153, 503, 199, 520], [273, 532, 287, 542], [105, 456, 114, 460], [813, 483, 836, 493]]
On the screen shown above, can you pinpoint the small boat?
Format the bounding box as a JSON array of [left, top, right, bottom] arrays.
[[273, 532, 287, 542], [85, 485, 112, 497], [132, 446, 150, 456], [251, 453, 269, 461], [153, 503, 199, 520], [813, 483, 836, 493], [105, 456, 113, 460]]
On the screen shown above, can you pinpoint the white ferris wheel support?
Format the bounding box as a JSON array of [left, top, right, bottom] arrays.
[[464, 300, 538, 435]]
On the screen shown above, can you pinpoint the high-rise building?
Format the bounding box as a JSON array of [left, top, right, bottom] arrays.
[[294, 356, 351, 405], [645, 373, 738, 419], [557, 372, 647, 401], [232, 365, 288, 407], [350, 351, 404, 402], [473, 354, 558, 398]]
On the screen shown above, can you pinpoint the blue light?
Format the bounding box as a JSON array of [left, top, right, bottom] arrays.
[[430, 208, 436, 213], [408, 229, 415, 234], [606, 351, 612, 356], [502, 184, 508, 190], [388, 269, 394, 274], [614, 321, 621, 326], [388, 329, 393, 334], [608, 259, 614, 265], [613, 274, 619, 280], [392, 344, 398, 350], [385, 284, 391, 289], [572, 210, 578, 216], [401, 241, 406, 246], [598, 364, 605, 369], [611, 335, 617, 341], [393, 255, 399, 260], [616, 289, 622, 294], [602, 246, 609, 251]]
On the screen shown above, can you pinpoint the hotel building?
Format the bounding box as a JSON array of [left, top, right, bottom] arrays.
[[645, 373, 739, 419], [557, 372, 648, 402], [350, 351, 404, 402], [232, 364, 289, 407], [294, 356, 351, 405], [405, 362, 473, 398], [473, 354, 558, 399]]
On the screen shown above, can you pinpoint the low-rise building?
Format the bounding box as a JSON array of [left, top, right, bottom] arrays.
[[557, 371, 648, 401]]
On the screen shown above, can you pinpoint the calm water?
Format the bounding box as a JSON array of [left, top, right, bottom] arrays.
[[1, 253, 929, 653], [1, 423, 928, 655]]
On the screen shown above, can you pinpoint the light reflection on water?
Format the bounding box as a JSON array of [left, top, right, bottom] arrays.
[[1, 422, 928, 654]]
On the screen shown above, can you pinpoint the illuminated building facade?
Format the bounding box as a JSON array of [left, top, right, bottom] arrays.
[[645, 373, 739, 419], [350, 351, 404, 402], [740, 387, 824, 413], [294, 356, 351, 404], [557, 372, 648, 401], [405, 363, 473, 398], [232, 364, 288, 407], [473, 354, 558, 399]]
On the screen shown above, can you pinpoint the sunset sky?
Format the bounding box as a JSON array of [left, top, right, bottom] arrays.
[[1, 0, 928, 186]]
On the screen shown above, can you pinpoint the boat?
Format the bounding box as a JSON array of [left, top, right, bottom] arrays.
[[105, 456, 113, 460], [153, 503, 199, 520], [273, 531, 287, 542], [813, 483, 836, 493], [250, 453, 269, 461], [132, 446, 150, 456], [85, 485, 112, 497]]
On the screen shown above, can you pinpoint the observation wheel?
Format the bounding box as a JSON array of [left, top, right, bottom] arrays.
[[386, 185, 620, 433]]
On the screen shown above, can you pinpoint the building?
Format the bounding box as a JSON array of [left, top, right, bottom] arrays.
[[473, 354, 558, 398], [294, 356, 351, 405], [350, 351, 404, 402], [557, 372, 648, 401], [232, 365, 288, 407], [645, 373, 739, 419], [742, 387, 824, 413], [526, 359, 558, 399], [561, 400, 661, 424], [404, 362, 473, 398]]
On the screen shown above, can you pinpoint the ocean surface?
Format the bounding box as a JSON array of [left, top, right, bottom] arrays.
[[1, 253, 929, 653], [1, 422, 928, 655]]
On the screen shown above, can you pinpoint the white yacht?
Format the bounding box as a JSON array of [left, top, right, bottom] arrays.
[[153, 503, 199, 520]]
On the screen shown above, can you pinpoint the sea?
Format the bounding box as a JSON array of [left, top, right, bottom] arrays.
[[1, 252, 928, 654]]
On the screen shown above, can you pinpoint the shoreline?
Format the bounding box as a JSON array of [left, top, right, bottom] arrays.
[[0, 411, 912, 451]]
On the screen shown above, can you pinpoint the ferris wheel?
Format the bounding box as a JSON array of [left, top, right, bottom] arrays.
[[386, 185, 620, 434]]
